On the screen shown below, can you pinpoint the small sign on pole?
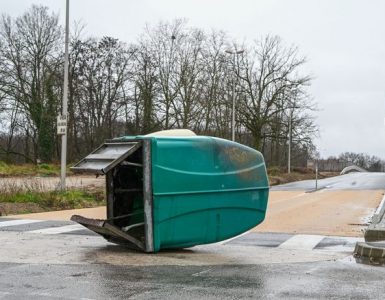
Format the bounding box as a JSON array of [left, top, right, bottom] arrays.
[[57, 115, 67, 135], [307, 160, 315, 169]]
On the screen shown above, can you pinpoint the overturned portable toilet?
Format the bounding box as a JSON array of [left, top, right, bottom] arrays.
[[71, 130, 269, 252]]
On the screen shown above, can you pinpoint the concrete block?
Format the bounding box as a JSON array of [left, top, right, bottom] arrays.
[[354, 242, 385, 265], [365, 228, 385, 242]]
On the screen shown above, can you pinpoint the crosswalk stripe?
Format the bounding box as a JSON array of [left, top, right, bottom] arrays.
[[28, 224, 85, 234], [278, 234, 325, 250], [0, 219, 43, 228]]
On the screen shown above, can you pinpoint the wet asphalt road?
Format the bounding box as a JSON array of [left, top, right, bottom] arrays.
[[1, 259, 385, 299], [1, 172, 385, 299], [271, 172, 385, 191], [0, 225, 383, 299]]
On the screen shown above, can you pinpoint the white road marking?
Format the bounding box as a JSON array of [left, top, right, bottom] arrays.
[[279, 234, 325, 250], [28, 224, 85, 235], [215, 230, 250, 245], [0, 219, 43, 228], [192, 268, 212, 277]]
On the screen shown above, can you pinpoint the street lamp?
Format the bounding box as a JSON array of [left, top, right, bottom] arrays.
[[288, 108, 292, 174], [225, 49, 244, 141], [287, 98, 296, 174], [60, 0, 70, 190]]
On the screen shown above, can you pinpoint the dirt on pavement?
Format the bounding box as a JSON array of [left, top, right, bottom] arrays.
[[11, 206, 106, 221], [254, 190, 384, 237]]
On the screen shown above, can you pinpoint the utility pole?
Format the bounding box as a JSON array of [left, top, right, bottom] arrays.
[[225, 49, 244, 141], [60, 0, 69, 190], [231, 53, 236, 142], [315, 159, 318, 190], [288, 110, 292, 174]]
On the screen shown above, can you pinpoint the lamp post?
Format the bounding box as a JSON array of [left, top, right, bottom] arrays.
[[60, 0, 69, 190], [288, 111, 292, 174], [287, 99, 296, 174], [315, 158, 318, 190], [225, 49, 244, 141]]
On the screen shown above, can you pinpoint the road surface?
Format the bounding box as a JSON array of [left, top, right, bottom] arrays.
[[254, 172, 385, 237], [271, 172, 385, 191], [0, 219, 383, 299], [0, 172, 385, 299]]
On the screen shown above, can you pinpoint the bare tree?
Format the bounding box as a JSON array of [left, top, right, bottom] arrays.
[[0, 5, 62, 162], [172, 27, 205, 129], [198, 30, 229, 136], [143, 20, 185, 129], [236, 35, 312, 150], [132, 41, 159, 134], [70, 36, 134, 152]]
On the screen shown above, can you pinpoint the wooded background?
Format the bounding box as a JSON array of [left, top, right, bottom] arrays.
[[0, 5, 320, 167]]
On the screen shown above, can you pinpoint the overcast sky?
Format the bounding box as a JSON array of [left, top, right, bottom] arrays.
[[2, 0, 385, 158]]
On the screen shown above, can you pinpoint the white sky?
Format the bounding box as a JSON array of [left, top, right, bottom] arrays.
[[2, 0, 385, 158]]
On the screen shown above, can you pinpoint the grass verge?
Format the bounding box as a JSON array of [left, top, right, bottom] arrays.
[[0, 189, 104, 216], [268, 167, 339, 186], [0, 161, 71, 177]]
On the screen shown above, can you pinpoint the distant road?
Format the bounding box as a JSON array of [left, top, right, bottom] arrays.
[[271, 172, 385, 191]]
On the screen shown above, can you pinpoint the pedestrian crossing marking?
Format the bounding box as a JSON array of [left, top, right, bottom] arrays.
[[279, 234, 325, 250], [0, 219, 43, 228], [28, 224, 85, 235]]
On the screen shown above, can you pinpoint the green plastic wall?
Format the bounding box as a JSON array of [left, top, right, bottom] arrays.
[[150, 136, 269, 251]]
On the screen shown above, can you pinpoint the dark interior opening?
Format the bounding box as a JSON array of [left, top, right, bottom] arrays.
[[110, 146, 145, 242]]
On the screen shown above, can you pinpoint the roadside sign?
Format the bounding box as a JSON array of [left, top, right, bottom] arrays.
[[307, 160, 315, 169], [57, 115, 67, 135]]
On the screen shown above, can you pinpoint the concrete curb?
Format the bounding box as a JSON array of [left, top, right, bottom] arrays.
[[365, 228, 385, 242]]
